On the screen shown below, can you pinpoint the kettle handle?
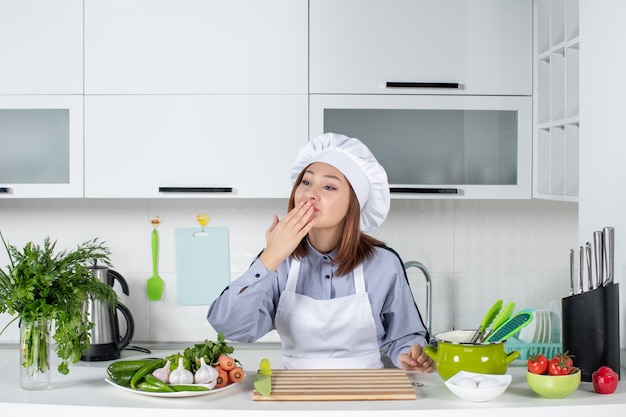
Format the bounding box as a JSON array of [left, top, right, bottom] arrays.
[[114, 302, 135, 351], [108, 269, 130, 296]]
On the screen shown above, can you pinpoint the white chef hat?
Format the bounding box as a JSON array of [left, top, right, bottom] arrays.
[[290, 132, 390, 232]]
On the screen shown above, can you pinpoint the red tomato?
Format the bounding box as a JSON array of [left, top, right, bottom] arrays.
[[592, 366, 619, 394], [548, 352, 574, 376], [556, 352, 574, 368], [528, 354, 548, 374]]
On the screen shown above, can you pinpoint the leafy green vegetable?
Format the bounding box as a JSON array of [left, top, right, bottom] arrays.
[[165, 333, 235, 374], [0, 231, 119, 375]]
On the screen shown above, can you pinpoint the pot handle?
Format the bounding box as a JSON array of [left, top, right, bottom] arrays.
[[114, 302, 135, 351], [504, 350, 521, 365], [422, 344, 438, 361]]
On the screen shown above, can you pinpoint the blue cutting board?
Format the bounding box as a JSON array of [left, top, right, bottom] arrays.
[[174, 227, 230, 306]]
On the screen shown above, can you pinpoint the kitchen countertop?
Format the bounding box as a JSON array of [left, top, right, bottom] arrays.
[[1, 343, 625, 416]]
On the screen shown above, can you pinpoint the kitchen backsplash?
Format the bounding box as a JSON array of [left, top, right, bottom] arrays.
[[0, 198, 577, 344]]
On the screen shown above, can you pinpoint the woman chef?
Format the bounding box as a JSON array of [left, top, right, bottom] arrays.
[[207, 132, 434, 372]]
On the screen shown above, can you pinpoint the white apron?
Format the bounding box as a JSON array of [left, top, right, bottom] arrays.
[[275, 259, 383, 369]]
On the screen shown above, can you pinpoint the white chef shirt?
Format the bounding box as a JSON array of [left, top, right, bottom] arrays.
[[207, 241, 429, 368]]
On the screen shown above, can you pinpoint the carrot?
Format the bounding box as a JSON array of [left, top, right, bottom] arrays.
[[228, 367, 245, 383], [214, 366, 229, 388], [217, 354, 236, 371]]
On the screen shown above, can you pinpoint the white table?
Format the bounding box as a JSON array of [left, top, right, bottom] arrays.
[[0, 343, 625, 416]]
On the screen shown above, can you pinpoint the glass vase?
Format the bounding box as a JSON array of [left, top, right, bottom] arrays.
[[19, 318, 52, 390]]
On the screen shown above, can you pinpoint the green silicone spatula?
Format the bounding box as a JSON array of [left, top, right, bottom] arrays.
[[147, 215, 164, 301], [469, 299, 503, 343], [484, 309, 534, 343], [480, 301, 515, 342]]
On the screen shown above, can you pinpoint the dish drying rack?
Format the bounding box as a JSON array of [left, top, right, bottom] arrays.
[[505, 337, 563, 361]]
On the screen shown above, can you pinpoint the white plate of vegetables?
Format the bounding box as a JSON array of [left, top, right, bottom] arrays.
[[104, 377, 240, 398], [104, 335, 245, 398]]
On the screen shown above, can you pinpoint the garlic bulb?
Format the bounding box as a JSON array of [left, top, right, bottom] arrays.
[[194, 357, 218, 388], [152, 359, 172, 384], [169, 357, 194, 385]]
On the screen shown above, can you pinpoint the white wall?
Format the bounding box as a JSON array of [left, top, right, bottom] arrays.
[[579, 0, 626, 348], [0, 198, 577, 344]]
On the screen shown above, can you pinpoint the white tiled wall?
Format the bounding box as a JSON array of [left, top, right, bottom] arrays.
[[0, 198, 577, 344]]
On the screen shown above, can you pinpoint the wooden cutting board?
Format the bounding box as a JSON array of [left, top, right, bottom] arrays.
[[252, 369, 416, 401]]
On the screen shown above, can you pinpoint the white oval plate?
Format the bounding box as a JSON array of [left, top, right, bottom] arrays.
[[104, 378, 240, 398], [543, 310, 552, 343], [533, 310, 544, 343], [549, 299, 561, 343], [518, 309, 536, 343]]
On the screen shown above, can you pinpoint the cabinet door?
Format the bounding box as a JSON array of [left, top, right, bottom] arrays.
[[84, 95, 308, 198], [84, 0, 308, 95], [310, 0, 532, 96], [310, 94, 532, 199], [0, 0, 83, 94], [0, 95, 84, 198]]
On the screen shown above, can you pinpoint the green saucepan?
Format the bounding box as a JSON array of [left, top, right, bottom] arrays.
[[423, 330, 520, 381]]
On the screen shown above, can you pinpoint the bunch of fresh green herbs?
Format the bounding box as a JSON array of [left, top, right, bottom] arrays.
[[165, 333, 235, 373], [0, 231, 119, 375]]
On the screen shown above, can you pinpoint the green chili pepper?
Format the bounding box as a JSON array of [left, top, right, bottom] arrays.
[[143, 374, 176, 392], [130, 358, 166, 390], [137, 382, 170, 392], [170, 384, 211, 392]]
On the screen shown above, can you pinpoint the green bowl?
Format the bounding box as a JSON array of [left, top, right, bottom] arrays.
[[526, 370, 581, 399]]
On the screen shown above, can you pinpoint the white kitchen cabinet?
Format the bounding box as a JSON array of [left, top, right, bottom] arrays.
[[84, 0, 307, 95], [310, 0, 532, 96], [533, 0, 579, 201], [311, 94, 532, 199], [84, 95, 308, 198], [0, 0, 83, 94], [0, 95, 84, 198]]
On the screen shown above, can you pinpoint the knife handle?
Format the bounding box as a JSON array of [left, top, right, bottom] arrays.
[[585, 242, 593, 291], [603, 227, 614, 286], [578, 246, 584, 294], [593, 231, 604, 289], [569, 248, 575, 296]]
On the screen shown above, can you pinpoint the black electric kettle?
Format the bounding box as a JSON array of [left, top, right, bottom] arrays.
[[81, 265, 135, 361]]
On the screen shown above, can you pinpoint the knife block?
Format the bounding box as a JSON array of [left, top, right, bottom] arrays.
[[561, 283, 620, 382]]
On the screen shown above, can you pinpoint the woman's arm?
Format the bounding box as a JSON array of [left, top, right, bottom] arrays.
[[209, 202, 313, 341], [207, 257, 281, 342]]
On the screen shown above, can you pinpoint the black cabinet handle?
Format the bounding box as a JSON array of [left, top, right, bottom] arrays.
[[386, 82, 460, 89], [158, 186, 233, 193], [0, 187, 12, 194], [390, 187, 459, 194]]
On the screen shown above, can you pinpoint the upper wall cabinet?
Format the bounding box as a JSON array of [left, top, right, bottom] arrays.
[[84, 95, 308, 198], [310, 0, 532, 96], [84, 0, 308, 95], [0, 0, 83, 94], [533, 0, 579, 202], [310, 94, 532, 199], [0, 95, 84, 198]]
